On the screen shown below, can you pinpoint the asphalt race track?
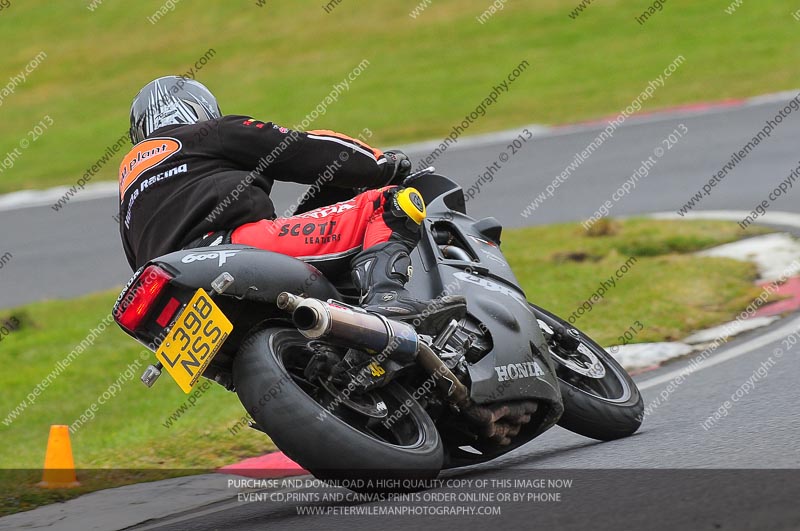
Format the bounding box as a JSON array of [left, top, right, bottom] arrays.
[[130, 320, 800, 530], [3, 96, 800, 530]]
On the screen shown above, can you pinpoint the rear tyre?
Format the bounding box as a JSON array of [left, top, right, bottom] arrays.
[[530, 304, 643, 441], [233, 327, 443, 483]]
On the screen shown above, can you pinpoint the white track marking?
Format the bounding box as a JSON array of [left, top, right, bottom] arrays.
[[0, 181, 118, 212], [650, 210, 800, 228], [638, 314, 800, 390]]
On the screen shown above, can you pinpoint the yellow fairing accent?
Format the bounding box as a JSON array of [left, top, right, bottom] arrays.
[[396, 187, 427, 224]]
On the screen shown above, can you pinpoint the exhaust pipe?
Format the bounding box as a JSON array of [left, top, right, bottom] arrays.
[[276, 292, 470, 406], [276, 292, 419, 362]]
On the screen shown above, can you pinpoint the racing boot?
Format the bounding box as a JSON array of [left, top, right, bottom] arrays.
[[351, 186, 466, 338], [352, 241, 466, 336]]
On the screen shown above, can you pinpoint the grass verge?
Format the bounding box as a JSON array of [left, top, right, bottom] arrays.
[[505, 218, 771, 345], [0, 218, 772, 515], [1, 1, 799, 192]]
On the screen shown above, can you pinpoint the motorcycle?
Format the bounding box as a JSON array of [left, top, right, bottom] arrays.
[[112, 168, 643, 482]]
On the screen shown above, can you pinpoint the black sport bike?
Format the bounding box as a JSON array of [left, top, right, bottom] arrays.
[[113, 168, 643, 482]]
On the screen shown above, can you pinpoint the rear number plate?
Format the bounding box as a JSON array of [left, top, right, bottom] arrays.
[[155, 289, 232, 393]]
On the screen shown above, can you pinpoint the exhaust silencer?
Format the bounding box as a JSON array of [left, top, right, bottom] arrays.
[[277, 292, 471, 405], [276, 292, 419, 362]]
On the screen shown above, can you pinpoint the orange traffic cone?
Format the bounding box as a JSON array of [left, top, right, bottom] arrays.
[[37, 425, 80, 488]]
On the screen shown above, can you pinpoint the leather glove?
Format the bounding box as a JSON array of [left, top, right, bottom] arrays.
[[381, 150, 412, 186]]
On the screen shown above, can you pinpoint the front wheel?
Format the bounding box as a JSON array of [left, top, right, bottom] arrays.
[[233, 327, 443, 482], [530, 304, 643, 441]]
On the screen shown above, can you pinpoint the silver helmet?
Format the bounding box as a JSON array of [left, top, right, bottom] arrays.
[[129, 76, 222, 144]]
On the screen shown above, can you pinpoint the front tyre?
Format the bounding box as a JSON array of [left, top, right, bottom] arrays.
[[530, 304, 643, 441], [233, 328, 443, 482]]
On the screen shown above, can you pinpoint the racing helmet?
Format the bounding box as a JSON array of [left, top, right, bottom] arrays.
[[129, 76, 222, 144]]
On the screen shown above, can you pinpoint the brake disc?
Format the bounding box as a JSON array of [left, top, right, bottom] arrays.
[[538, 319, 606, 379]]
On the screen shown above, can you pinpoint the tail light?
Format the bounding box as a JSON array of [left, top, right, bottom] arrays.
[[114, 265, 173, 333]]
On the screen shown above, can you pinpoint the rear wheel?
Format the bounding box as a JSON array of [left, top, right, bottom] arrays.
[[530, 304, 643, 440], [233, 327, 443, 483]]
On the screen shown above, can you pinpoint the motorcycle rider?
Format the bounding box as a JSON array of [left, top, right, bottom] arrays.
[[119, 76, 465, 339]]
